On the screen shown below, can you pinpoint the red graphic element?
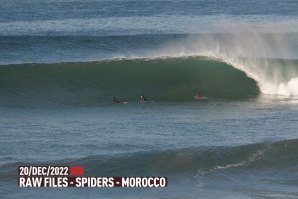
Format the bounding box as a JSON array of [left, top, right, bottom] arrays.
[[70, 166, 85, 176]]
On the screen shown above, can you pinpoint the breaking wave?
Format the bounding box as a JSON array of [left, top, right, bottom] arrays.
[[0, 57, 261, 106]]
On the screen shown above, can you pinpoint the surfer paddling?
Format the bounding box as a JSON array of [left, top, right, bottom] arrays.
[[112, 97, 120, 103], [140, 95, 147, 102], [112, 97, 128, 104], [194, 92, 207, 100], [197, 92, 203, 97]]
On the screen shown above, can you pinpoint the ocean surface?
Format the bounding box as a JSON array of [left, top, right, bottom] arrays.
[[1, 0, 298, 198]]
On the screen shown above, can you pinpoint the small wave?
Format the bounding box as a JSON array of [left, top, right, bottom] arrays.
[[65, 138, 298, 176], [1, 139, 297, 180]]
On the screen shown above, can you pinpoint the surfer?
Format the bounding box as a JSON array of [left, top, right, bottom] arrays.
[[112, 97, 120, 103], [194, 92, 207, 100], [140, 95, 147, 102]]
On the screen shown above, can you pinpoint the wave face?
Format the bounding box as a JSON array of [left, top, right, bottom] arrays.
[[0, 57, 259, 106]]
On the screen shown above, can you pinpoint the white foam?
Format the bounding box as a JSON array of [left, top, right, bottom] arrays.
[[219, 57, 298, 97]]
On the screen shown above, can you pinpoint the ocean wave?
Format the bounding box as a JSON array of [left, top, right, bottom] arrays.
[[1, 139, 298, 180], [1, 55, 298, 107], [0, 57, 260, 107], [77, 138, 298, 176]]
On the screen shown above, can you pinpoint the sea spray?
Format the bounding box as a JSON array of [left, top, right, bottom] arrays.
[[152, 29, 298, 97]]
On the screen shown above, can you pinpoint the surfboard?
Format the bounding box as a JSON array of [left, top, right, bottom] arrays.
[[140, 100, 154, 103], [194, 96, 208, 100]]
